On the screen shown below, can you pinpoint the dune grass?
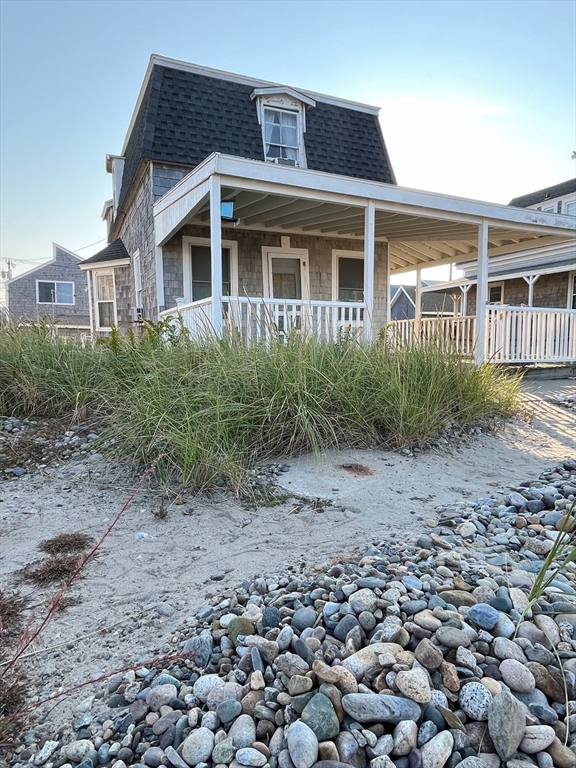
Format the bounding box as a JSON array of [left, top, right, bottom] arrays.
[[0, 320, 521, 491]]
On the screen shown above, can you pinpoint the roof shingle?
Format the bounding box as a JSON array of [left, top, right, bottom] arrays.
[[509, 179, 576, 208]]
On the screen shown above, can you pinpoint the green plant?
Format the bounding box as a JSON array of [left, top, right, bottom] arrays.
[[528, 499, 576, 607]]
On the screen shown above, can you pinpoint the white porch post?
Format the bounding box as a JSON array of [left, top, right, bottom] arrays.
[[415, 269, 422, 321], [523, 274, 540, 306], [385, 241, 391, 324], [363, 200, 375, 340], [210, 174, 222, 335], [475, 220, 489, 366], [461, 283, 471, 317], [86, 270, 94, 336]]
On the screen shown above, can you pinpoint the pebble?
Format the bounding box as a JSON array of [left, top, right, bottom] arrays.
[[12, 458, 576, 768]]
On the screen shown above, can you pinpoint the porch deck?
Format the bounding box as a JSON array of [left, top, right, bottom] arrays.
[[162, 299, 576, 365]]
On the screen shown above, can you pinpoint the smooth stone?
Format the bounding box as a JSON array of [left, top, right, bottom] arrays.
[[301, 694, 340, 741], [547, 737, 576, 768], [143, 747, 165, 768], [229, 617, 256, 646], [415, 639, 444, 670], [519, 725, 556, 753], [499, 658, 535, 692], [492, 637, 527, 663], [395, 668, 432, 704], [458, 683, 493, 721], [341, 643, 402, 681], [334, 614, 361, 642], [183, 630, 214, 668], [292, 607, 317, 633], [286, 721, 318, 768], [342, 693, 421, 724], [229, 714, 257, 748], [349, 588, 378, 614], [263, 606, 281, 631], [438, 591, 477, 608], [392, 720, 418, 756], [147, 684, 178, 712], [335, 731, 365, 768], [181, 728, 215, 766], [212, 738, 236, 765], [487, 691, 525, 759], [65, 741, 94, 763], [417, 720, 438, 747], [435, 627, 471, 648], [236, 747, 268, 767], [491, 613, 515, 639], [454, 760, 490, 768], [217, 699, 243, 723], [164, 746, 189, 768], [419, 731, 454, 768], [467, 604, 499, 631], [194, 675, 225, 703]]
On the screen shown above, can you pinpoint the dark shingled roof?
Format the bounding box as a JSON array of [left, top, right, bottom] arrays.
[[509, 179, 576, 208], [118, 64, 395, 213], [81, 239, 130, 265]]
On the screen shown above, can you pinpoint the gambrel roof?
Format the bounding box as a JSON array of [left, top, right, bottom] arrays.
[[118, 56, 396, 214], [509, 178, 576, 208]]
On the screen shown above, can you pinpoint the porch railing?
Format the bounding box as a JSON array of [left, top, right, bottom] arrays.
[[486, 305, 576, 364], [160, 297, 365, 343], [387, 316, 476, 356]]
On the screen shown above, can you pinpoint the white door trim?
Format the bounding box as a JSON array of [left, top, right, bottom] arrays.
[[262, 237, 309, 300], [182, 236, 238, 304], [331, 249, 364, 302]]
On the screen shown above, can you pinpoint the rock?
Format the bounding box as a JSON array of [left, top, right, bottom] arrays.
[[292, 607, 318, 632], [498, 658, 535, 692], [33, 741, 59, 766], [164, 746, 190, 768], [342, 693, 421, 724], [438, 591, 477, 608], [392, 720, 418, 756], [286, 721, 319, 768], [147, 683, 178, 711], [181, 727, 215, 766], [547, 737, 576, 768], [458, 683, 493, 721], [435, 627, 471, 648], [419, 731, 454, 768], [183, 630, 214, 668], [236, 747, 268, 767], [301, 694, 340, 741], [193, 674, 225, 703], [341, 643, 402, 680], [415, 639, 444, 670], [65, 740, 94, 763], [467, 604, 499, 631], [487, 691, 525, 759], [395, 668, 432, 703], [349, 588, 378, 614], [519, 725, 556, 753], [143, 746, 165, 767], [229, 715, 257, 748]]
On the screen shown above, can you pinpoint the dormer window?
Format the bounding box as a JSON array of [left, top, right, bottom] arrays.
[[251, 86, 315, 169], [264, 108, 299, 164]]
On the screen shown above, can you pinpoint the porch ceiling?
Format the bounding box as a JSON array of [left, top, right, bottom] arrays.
[[154, 154, 575, 274]]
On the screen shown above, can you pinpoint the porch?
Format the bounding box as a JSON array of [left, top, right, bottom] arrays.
[[387, 305, 576, 364], [152, 152, 576, 365]]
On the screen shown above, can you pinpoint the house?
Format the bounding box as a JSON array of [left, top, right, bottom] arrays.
[[390, 283, 454, 320], [81, 55, 575, 365], [6, 244, 90, 331]]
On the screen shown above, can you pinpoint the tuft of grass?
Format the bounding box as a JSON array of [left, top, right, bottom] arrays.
[[0, 590, 29, 638], [0, 320, 521, 492], [20, 554, 82, 586], [38, 532, 95, 556], [0, 664, 28, 749]]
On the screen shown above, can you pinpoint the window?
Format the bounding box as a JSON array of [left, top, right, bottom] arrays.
[[37, 280, 74, 305], [565, 200, 576, 216], [488, 283, 504, 304], [263, 108, 299, 165], [191, 246, 231, 301], [95, 273, 116, 329], [338, 257, 364, 302], [570, 273, 576, 310]]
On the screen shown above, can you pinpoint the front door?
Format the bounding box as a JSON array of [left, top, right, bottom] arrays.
[[267, 255, 309, 300]]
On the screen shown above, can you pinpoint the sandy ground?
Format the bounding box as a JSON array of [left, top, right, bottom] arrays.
[[1, 377, 575, 728]]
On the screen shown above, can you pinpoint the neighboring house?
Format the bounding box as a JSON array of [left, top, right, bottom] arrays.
[[423, 179, 576, 315], [6, 244, 90, 329], [390, 283, 454, 320], [80, 54, 574, 365]]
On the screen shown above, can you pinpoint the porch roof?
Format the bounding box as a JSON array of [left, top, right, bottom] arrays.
[[153, 153, 576, 274]]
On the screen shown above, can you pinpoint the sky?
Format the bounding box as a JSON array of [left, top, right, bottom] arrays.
[[1, 0, 575, 281]]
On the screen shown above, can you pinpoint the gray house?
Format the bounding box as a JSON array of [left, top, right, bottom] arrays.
[[6, 244, 90, 329], [80, 55, 574, 364], [390, 284, 455, 320]]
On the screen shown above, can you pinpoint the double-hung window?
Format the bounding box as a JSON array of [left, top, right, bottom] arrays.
[[37, 280, 74, 305], [191, 246, 231, 301], [95, 273, 116, 329], [263, 108, 299, 165], [570, 273, 576, 310]]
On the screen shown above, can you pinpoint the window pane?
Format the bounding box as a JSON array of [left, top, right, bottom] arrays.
[[281, 125, 297, 147], [489, 286, 502, 303], [38, 282, 55, 302], [339, 258, 364, 290], [566, 201, 576, 216], [265, 123, 281, 143], [191, 246, 231, 298], [281, 111, 297, 127], [56, 282, 74, 304], [98, 301, 114, 328], [97, 274, 114, 301], [266, 144, 281, 158]]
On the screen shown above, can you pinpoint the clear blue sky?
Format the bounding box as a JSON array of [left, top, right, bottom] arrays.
[[1, 0, 575, 275]]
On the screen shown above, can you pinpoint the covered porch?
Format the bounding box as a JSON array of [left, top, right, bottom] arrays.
[[153, 153, 575, 364]]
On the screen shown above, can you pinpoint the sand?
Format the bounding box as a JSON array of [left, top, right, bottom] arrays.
[[0, 376, 574, 727]]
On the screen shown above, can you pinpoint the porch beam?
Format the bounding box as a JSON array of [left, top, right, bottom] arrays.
[[460, 283, 471, 316], [252, 200, 331, 227], [475, 221, 489, 367], [387, 244, 425, 267], [268, 203, 356, 228], [210, 175, 223, 336], [364, 201, 376, 341], [155, 245, 165, 312], [301, 211, 365, 231], [523, 273, 540, 306]]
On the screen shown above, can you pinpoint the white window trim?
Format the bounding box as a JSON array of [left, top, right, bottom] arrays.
[[36, 279, 75, 306], [262, 236, 310, 300], [133, 249, 142, 309], [331, 250, 364, 302], [93, 270, 117, 331], [254, 93, 308, 169], [568, 271, 576, 310], [488, 282, 505, 304], [181, 236, 238, 304], [564, 199, 576, 216]]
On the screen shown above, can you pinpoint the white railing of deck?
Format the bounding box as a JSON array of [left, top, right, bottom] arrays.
[[387, 316, 476, 356], [160, 297, 365, 343], [486, 306, 576, 364]]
